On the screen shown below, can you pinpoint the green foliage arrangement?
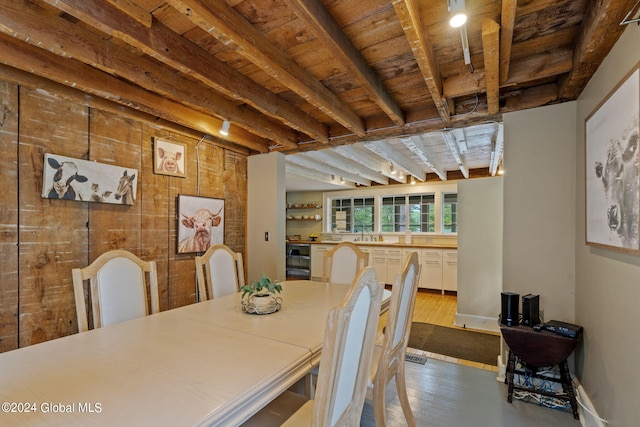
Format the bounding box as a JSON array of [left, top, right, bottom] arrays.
[[240, 273, 282, 299]]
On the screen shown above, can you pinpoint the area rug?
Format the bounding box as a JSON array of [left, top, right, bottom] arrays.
[[407, 322, 499, 366]]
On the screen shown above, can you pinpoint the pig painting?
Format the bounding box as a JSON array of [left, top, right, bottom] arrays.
[[154, 138, 186, 177]]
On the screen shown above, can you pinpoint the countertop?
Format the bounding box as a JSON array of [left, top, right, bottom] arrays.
[[286, 240, 457, 249]]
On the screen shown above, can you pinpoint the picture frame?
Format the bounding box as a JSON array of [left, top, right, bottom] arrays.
[[177, 195, 224, 254], [585, 63, 640, 253], [42, 153, 138, 205], [153, 137, 187, 178]]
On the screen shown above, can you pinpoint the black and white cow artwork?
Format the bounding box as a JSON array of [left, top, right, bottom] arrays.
[[594, 130, 639, 248], [45, 157, 89, 200]]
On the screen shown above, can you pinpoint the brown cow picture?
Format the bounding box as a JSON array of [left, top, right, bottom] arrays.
[[177, 195, 224, 253]]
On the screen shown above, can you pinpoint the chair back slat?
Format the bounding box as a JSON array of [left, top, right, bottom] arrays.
[[195, 244, 245, 301]]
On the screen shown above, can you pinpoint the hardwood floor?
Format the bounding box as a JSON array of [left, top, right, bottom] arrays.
[[362, 289, 579, 427]]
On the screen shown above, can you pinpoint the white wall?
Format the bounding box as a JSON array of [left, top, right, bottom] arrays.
[[456, 176, 503, 332], [503, 102, 577, 322], [574, 23, 640, 426], [247, 152, 286, 282]]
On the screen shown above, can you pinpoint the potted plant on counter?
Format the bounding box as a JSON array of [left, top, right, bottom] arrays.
[[240, 273, 283, 314]]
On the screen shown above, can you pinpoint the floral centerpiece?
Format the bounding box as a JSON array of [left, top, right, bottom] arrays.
[[240, 273, 283, 314]]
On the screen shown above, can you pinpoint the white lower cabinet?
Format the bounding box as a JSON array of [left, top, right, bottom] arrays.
[[310, 244, 331, 281], [385, 249, 403, 285], [420, 249, 443, 290], [442, 249, 458, 291], [371, 248, 388, 284]]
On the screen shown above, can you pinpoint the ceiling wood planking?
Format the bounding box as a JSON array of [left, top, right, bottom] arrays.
[[0, 31, 270, 152], [500, 0, 518, 84], [282, 0, 405, 127], [0, 0, 290, 148], [40, 0, 310, 147], [167, 0, 366, 137], [1, 0, 630, 188]]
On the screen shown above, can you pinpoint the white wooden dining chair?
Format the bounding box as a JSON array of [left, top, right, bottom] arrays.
[[195, 244, 245, 301], [72, 249, 160, 333], [322, 241, 369, 285], [278, 266, 382, 426], [366, 251, 421, 427]]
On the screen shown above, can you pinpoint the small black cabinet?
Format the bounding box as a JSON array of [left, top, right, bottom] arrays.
[[286, 243, 311, 279]]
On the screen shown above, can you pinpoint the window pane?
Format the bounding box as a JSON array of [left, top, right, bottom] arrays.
[[443, 193, 458, 233]]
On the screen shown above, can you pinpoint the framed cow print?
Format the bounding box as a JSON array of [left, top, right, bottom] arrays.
[[586, 63, 640, 253], [154, 137, 187, 178], [177, 195, 224, 254]]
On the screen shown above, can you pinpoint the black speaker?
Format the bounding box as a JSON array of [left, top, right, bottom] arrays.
[[501, 292, 519, 326], [522, 294, 540, 327]]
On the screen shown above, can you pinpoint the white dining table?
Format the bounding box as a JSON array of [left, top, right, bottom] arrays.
[[0, 279, 376, 427]]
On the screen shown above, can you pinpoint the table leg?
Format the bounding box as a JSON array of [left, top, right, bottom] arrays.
[[559, 359, 579, 420], [506, 350, 516, 403]]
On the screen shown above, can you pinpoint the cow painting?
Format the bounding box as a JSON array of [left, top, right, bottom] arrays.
[[177, 201, 224, 253], [42, 153, 139, 206], [593, 130, 639, 248], [45, 157, 89, 200]]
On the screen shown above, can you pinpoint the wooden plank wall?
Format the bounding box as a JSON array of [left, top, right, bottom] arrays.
[[0, 81, 248, 352]]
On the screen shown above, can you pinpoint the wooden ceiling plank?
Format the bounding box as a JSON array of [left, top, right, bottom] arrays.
[[289, 153, 372, 186], [167, 0, 366, 137], [482, 18, 500, 115], [392, 0, 451, 125], [500, 0, 517, 84], [40, 0, 326, 146], [444, 48, 573, 98], [307, 150, 389, 185], [400, 135, 447, 181], [105, 0, 152, 27], [283, 0, 405, 127], [0, 0, 294, 147], [559, 0, 630, 99], [0, 31, 269, 153]]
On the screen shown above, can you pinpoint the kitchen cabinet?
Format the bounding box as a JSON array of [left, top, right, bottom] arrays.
[[442, 249, 458, 291], [420, 249, 443, 291], [310, 244, 332, 281]]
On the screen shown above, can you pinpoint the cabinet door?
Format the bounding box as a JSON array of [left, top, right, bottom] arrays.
[[442, 249, 458, 291], [420, 249, 443, 290], [310, 245, 331, 280], [371, 248, 388, 284], [386, 249, 403, 285]]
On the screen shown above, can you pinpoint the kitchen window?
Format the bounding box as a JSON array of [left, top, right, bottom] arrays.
[[381, 194, 435, 232], [442, 193, 458, 233], [330, 197, 374, 232]]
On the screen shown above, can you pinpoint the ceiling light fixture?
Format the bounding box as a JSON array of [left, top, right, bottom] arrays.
[[390, 163, 396, 175], [411, 176, 416, 185], [340, 177, 345, 183], [448, 0, 467, 28], [220, 120, 231, 136], [331, 174, 335, 180]]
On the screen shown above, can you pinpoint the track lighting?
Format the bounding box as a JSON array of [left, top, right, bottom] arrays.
[[220, 120, 231, 136], [340, 177, 345, 183], [390, 163, 396, 175], [411, 176, 416, 185], [448, 0, 467, 28]]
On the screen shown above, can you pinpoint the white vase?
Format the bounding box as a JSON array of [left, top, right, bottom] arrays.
[[252, 293, 272, 308]]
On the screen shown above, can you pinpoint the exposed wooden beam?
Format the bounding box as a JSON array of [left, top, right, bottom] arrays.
[[41, 0, 326, 146], [105, 0, 151, 27], [559, 0, 631, 99], [364, 140, 426, 182], [500, 0, 517, 85], [283, 0, 405, 127], [392, 0, 451, 125], [167, 0, 366, 137], [444, 49, 573, 98], [288, 154, 372, 186], [441, 131, 468, 179], [490, 123, 504, 176], [400, 136, 447, 181], [482, 19, 500, 115], [286, 162, 356, 189], [305, 150, 389, 185], [0, 32, 269, 153], [0, 0, 291, 148], [332, 145, 400, 183]]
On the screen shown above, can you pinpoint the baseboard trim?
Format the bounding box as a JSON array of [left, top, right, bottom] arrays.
[[574, 381, 607, 427], [454, 313, 500, 333]]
